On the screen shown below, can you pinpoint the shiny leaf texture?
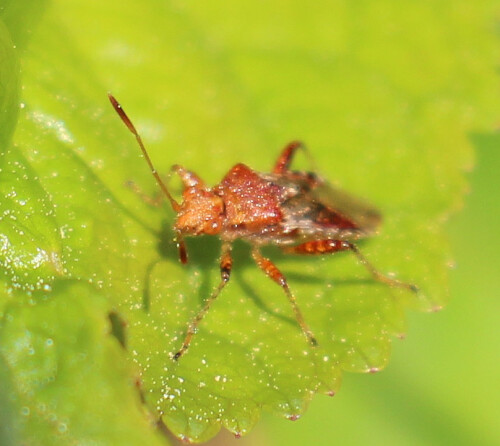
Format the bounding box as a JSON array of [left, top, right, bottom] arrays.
[[0, 0, 497, 443]]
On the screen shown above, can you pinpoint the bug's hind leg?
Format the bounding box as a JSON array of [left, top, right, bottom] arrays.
[[273, 141, 306, 174], [173, 242, 233, 360], [273, 140, 318, 175], [284, 240, 419, 293], [251, 247, 318, 346]]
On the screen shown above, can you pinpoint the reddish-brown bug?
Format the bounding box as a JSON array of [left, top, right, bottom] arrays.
[[109, 94, 418, 360]]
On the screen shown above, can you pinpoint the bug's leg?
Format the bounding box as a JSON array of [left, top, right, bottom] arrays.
[[127, 165, 204, 207], [176, 235, 188, 265], [171, 164, 205, 189], [251, 247, 318, 346], [125, 180, 164, 207], [173, 242, 233, 360], [284, 240, 418, 293], [169, 165, 208, 266], [273, 141, 305, 174], [125, 161, 198, 207], [273, 140, 319, 175]]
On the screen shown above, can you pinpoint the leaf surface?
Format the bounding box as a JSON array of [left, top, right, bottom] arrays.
[[0, 0, 497, 443]]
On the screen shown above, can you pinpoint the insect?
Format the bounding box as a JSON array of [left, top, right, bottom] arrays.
[[108, 94, 418, 360]]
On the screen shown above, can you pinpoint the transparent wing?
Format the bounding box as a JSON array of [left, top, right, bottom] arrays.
[[309, 179, 381, 235], [262, 171, 381, 241]]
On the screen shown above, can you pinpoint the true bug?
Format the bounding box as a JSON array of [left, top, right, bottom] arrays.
[[108, 94, 418, 360]]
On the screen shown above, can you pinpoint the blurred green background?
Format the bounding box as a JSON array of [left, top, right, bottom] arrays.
[[1, 1, 499, 445]]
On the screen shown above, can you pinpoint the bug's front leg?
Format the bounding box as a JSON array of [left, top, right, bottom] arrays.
[[171, 164, 205, 189], [284, 240, 418, 293], [251, 247, 318, 346], [125, 180, 165, 207], [127, 165, 205, 208], [173, 242, 233, 360]]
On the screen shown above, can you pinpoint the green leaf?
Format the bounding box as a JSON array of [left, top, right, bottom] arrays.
[[1, 0, 497, 443], [0, 280, 163, 445], [0, 10, 19, 148], [0, 147, 63, 292], [0, 353, 20, 446], [0, 0, 48, 50]]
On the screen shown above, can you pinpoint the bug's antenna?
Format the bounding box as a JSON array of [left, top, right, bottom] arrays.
[[108, 93, 181, 213]]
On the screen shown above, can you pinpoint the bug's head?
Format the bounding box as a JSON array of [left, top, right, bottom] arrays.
[[174, 186, 225, 236]]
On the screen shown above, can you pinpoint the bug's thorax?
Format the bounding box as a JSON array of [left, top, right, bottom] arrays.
[[174, 163, 287, 237], [216, 164, 284, 228]]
